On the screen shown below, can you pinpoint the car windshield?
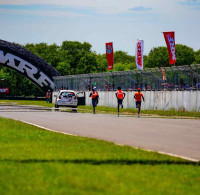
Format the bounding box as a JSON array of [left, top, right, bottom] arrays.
[[61, 92, 75, 97]]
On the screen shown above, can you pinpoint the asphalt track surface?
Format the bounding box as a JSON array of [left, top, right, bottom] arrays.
[[0, 105, 200, 161]]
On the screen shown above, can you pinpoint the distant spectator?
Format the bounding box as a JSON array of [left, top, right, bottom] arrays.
[[168, 83, 174, 91], [196, 83, 200, 90], [105, 84, 108, 91], [147, 85, 151, 91], [46, 90, 51, 103], [185, 83, 190, 90]]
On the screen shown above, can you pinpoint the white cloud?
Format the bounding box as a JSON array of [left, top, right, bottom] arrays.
[[1, 0, 199, 18], [0, 0, 174, 14], [0, 0, 200, 54], [0, 8, 83, 18]]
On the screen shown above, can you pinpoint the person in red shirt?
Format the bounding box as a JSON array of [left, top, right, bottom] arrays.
[[89, 87, 99, 114], [46, 90, 51, 103], [134, 88, 144, 117], [115, 86, 126, 115]]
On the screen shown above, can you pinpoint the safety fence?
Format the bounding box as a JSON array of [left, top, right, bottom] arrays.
[[53, 64, 200, 91]]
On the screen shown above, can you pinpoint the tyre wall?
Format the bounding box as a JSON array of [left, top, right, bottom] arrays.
[[0, 39, 61, 91]]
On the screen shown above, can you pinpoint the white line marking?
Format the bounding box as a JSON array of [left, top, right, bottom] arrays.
[[18, 119, 77, 137], [133, 147, 199, 162], [16, 119, 199, 163]]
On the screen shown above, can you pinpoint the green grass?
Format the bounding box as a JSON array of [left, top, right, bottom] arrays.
[[0, 117, 199, 195], [0, 99, 200, 118], [78, 106, 200, 118], [0, 99, 54, 107]]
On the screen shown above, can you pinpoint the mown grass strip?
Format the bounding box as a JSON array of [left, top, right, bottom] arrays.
[[0, 99, 54, 107], [0, 117, 200, 195], [78, 105, 200, 118]]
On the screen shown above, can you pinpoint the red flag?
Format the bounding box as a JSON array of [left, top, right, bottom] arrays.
[[163, 31, 176, 65], [106, 42, 114, 70]]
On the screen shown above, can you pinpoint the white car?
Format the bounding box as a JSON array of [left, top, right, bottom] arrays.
[[55, 90, 78, 108]]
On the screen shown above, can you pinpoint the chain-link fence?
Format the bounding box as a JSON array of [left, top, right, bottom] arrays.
[[53, 64, 200, 91]]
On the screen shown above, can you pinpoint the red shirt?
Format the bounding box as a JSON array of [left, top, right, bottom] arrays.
[[134, 92, 143, 101], [91, 91, 98, 99], [116, 90, 124, 99], [46, 91, 51, 98]]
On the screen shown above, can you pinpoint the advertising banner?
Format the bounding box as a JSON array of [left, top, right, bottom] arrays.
[[0, 88, 9, 94], [163, 31, 176, 65], [106, 42, 114, 70], [135, 40, 144, 70]]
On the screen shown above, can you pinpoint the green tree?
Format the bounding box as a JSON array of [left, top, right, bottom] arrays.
[[56, 61, 71, 75], [194, 49, 200, 64], [96, 54, 108, 72], [114, 51, 135, 64], [25, 43, 61, 69], [0, 66, 44, 97], [175, 44, 195, 66], [61, 41, 96, 75], [146, 44, 195, 68], [113, 51, 136, 71], [143, 55, 148, 68], [146, 47, 169, 68], [77, 53, 98, 74], [113, 62, 126, 71]]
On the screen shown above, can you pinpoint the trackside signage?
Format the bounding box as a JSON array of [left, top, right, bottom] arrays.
[[163, 31, 176, 65], [135, 40, 144, 70], [0, 88, 9, 93], [106, 42, 114, 70], [0, 50, 55, 90]]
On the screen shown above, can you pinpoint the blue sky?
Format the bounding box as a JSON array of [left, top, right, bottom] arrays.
[[0, 0, 200, 55]]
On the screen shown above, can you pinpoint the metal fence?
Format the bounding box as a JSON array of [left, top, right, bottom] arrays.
[[53, 64, 200, 91]]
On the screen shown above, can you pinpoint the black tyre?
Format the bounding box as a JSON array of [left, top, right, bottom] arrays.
[[0, 39, 61, 92]]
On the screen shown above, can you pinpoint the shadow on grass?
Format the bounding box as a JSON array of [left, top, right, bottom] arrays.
[[0, 159, 199, 165]]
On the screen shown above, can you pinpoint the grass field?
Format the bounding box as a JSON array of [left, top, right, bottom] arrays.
[[0, 117, 199, 194]]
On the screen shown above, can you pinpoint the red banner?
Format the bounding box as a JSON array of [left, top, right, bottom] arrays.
[[106, 42, 114, 70], [163, 31, 176, 65], [0, 88, 9, 94], [135, 40, 144, 70]]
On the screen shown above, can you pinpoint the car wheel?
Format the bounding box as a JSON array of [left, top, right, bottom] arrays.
[[55, 104, 59, 108]]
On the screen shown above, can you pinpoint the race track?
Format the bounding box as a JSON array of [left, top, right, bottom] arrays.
[[0, 105, 200, 161]]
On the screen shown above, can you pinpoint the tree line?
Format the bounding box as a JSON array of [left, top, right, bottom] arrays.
[[0, 40, 200, 97]]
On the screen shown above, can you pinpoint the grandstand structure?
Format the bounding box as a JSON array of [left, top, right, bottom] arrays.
[[53, 64, 200, 91]]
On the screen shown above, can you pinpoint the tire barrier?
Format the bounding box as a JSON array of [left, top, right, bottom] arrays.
[[0, 39, 61, 91]]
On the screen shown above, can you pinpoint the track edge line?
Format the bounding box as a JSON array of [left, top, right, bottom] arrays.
[[16, 119, 199, 163]]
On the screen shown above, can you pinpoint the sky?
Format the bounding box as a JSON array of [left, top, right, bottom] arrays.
[[0, 0, 200, 55]]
